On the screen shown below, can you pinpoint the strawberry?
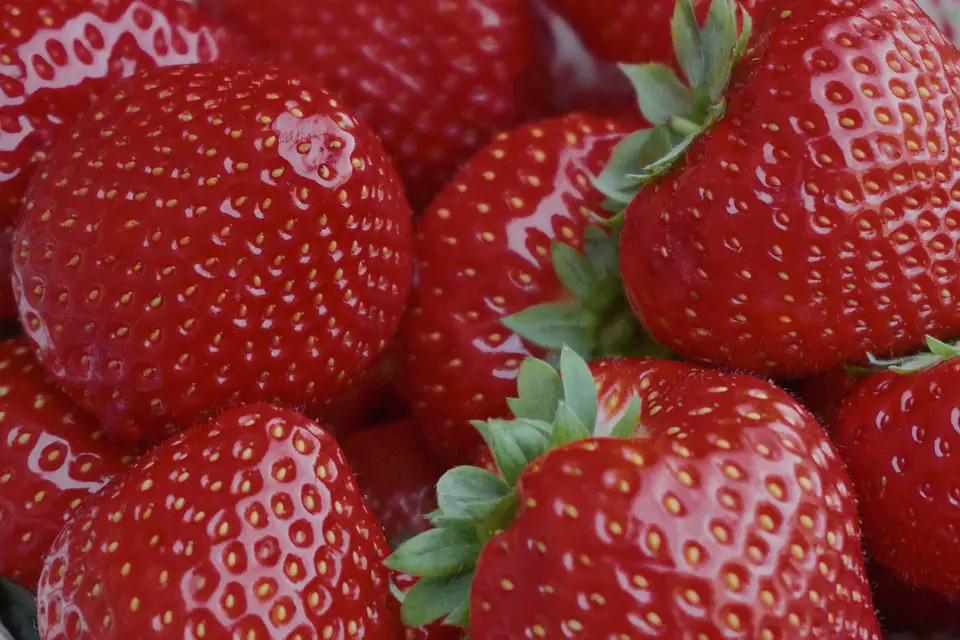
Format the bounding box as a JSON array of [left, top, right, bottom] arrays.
[[388, 348, 881, 637], [0, 337, 132, 591], [340, 419, 447, 546], [340, 421, 462, 640], [0, 0, 234, 319], [36, 403, 398, 639], [543, 0, 762, 65], [12, 63, 414, 445], [603, 0, 960, 378], [396, 112, 662, 465], [195, 0, 541, 210], [834, 336, 960, 596]]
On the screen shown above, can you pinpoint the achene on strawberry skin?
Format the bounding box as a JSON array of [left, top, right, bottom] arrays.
[[12, 63, 414, 445], [36, 404, 399, 639]]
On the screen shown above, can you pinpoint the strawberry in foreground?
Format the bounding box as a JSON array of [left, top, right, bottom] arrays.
[[835, 336, 960, 596], [388, 348, 881, 637], [397, 112, 658, 465], [36, 404, 398, 639], [0, 337, 132, 590], [13, 63, 414, 445], [0, 0, 234, 319], [602, 0, 960, 377], [196, 0, 541, 210]]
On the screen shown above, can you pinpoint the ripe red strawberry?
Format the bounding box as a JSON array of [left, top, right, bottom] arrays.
[[397, 112, 660, 465], [341, 421, 463, 639], [340, 419, 447, 545], [0, 337, 132, 590], [196, 0, 541, 210], [834, 337, 960, 595], [36, 403, 398, 639], [0, 0, 234, 319], [610, 0, 960, 377], [12, 63, 414, 445], [543, 0, 762, 65], [388, 348, 881, 637]]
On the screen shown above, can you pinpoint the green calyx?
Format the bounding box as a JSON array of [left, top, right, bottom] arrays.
[[500, 225, 671, 365], [595, 0, 753, 211], [385, 347, 641, 629], [860, 335, 960, 375]]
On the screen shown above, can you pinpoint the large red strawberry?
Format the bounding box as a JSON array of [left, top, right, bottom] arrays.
[[0, 0, 234, 319], [36, 403, 398, 639], [195, 0, 541, 210], [388, 348, 881, 637], [0, 337, 132, 590], [834, 336, 960, 595], [607, 0, 960, 377], [397, 112, 664, 465], [12, 63, 414, 445]]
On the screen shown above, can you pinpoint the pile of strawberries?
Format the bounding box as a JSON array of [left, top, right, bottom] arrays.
[[4, 0, 960, 638]]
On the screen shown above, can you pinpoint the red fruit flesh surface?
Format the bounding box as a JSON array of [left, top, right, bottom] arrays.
[[0, 0, 233, 318], [793, 368, 860, 429], [313, 345, 404, 437], [12, 64, 413, 445], [36, 403, 398, 639], [471, 358, 880, 638], [867, 561, 960, 634], [0, 337, 129, 590], [543, 0, 761, 65], [196, 0, 539, 210], [397, 113, 630, 465], [339, 420, 446, 545], [835, 359, 960, 595], [620, 0, 960, 378]]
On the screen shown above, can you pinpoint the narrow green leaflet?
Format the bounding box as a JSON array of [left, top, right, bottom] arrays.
[[501, 302, 597, 356], [608, 394, 643, 439], [400, 571, 475, 628], [594, 128, 661, 206], [551, 241, 595, 302], [444, 599, 471, 628], [559, 346, 598, 430], [672, 0, 706, 88], [385, 528, 480, 578], [582, 226, 619, 280], [436, 466, 511, 520], [620, 63, 695, 125], [702, 0, 739, 100], [508, 357, 563, 422], [549, 401, 592, 448], [473, 419, 549, 486], [926, 336, 960, 359]]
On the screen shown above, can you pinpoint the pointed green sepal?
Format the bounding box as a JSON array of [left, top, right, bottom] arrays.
[[399, 571, 475, 628], [551, 241, 596, 303], [607, 393, 644, 439], [384, 528, 481, 578], [436, 466, 511, 520], [501, 302, 597, 357], [866, 334, 960, 375]]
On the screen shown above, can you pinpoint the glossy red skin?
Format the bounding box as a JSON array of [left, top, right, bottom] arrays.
[[12, 64, 414, 445], [0, 337, 131, 590], [196, 0, 540, 211], [621, 0, 960, 378], [471, 358, 881, 638], [397, 113, 630, 465], [36, 403, 398, 639], [543, 0, 762, 65], [793, 368, 861, 429], [0, 0, 233, 319], [835, 359, 960, 595], [339, 420, 447, 545], [867, 561, 960, 634]]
